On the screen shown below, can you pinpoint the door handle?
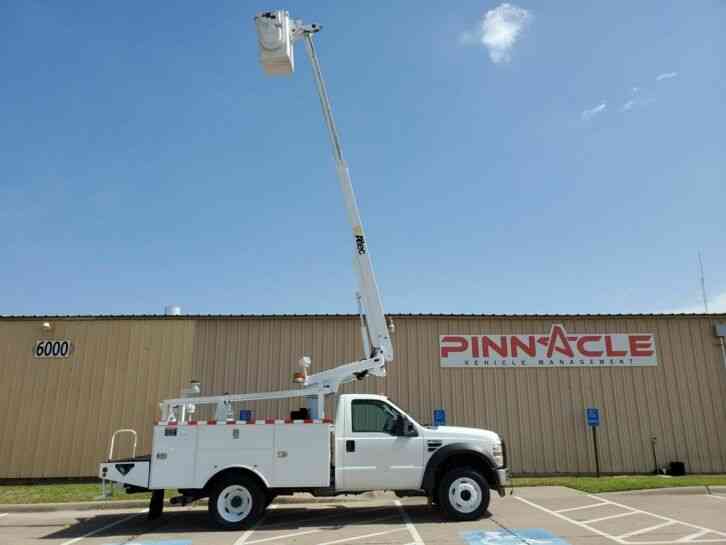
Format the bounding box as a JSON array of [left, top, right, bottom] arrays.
[[346, 440, 355, 452]]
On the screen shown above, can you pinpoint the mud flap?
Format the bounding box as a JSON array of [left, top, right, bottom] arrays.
[[148, 489, 164, 520]]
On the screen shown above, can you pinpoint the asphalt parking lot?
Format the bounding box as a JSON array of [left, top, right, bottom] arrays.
[[1, 487, 724, 545]]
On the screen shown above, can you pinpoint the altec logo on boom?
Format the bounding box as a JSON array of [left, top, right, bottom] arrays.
[[440, 324, 657, 367]]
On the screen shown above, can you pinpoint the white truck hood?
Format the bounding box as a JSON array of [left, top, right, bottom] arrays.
[[425, 425, 500, 445]]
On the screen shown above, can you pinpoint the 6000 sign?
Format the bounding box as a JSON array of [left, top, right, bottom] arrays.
[[34, 339, 72, 358]]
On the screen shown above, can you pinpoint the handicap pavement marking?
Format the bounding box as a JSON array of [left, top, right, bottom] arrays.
[[462, 529, 570, 545]]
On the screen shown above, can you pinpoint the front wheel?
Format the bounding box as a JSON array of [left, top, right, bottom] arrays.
[[438, 467, 490, 521], [208, 475, 265, 530]]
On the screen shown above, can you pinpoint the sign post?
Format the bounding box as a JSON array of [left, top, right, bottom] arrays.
[[586, 407, 601, 477]]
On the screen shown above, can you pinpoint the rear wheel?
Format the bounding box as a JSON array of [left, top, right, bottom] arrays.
[[208, 474, 265, 530], [438, 467, 490, 521]]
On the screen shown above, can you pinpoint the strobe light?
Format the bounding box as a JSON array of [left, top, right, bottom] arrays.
[[254, 10, 295, 75]]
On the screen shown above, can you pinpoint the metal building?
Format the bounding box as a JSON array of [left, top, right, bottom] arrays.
[[1, 313, 725, 479]]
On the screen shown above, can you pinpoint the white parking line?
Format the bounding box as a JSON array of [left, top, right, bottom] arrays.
[[516, 496, 624, 543], [0, 513, 8, 518], [516, 494, 726, 545], [245, 505, 389, 533], [234, 504, 277, 545], [246, 529, 320, 544], [555, 502, 608, 513], [60, 509, 147, 545], [617, 521, 676, 539], [680, 530, 711, 542], [590, 495, 726, 543], [584, 511, 639, 524], [395, 500, 425, 545], [707, 495, 726, 501], [315, 527, 406, 545], [244, 513, 400, 545]]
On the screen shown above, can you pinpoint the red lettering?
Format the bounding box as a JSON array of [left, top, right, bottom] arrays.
[[605, 336, 627, 357], [471, 336, 480, 358], [546, 325, 574, 358], [629, 335, 654, 357], [576, 335, 603, 357], [482, 336, 508, 357], [511, 335, 536, 357], [441, 336, 468, 358]]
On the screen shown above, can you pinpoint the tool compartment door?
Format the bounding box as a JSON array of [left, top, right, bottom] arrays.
[[272, 423, 330, 487], [150, 425, 198, 489]]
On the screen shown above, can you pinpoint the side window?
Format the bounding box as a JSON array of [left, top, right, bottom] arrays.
[[351, 400, 399, 433]]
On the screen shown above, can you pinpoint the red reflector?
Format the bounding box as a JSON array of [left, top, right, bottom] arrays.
[[226, 420, 236, 425], [265, 418, 275, 424], [187, 420, 197, 425], [284, 418, 292, 424], [323, 418, 333, 423], [303, 419, 313, 424], [207, 420, 217, 425]]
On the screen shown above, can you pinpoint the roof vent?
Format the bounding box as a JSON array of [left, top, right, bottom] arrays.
[[165, 305, 182, 316]]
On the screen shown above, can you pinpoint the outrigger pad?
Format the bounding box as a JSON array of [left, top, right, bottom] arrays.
[[148, 489, 164, 520]]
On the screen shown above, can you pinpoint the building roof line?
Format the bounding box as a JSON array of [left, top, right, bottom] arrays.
[[0, 312, 724, 321]]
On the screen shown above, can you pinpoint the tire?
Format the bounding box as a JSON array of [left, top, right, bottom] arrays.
[[208, 474, 265, 530], [437, 467, 490, 521]]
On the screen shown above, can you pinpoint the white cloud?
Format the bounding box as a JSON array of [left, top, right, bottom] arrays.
[[581, 102, 607, 121], [631, 86, 640, 94], [460, 3, 532, 64], [656, 71, 678, 81], [621, 96, 655, 112]]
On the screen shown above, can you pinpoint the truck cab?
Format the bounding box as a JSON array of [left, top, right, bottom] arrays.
[[334, 394, 507, 516]]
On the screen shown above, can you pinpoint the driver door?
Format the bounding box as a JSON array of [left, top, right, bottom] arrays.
[[338, 399, 423, 491]]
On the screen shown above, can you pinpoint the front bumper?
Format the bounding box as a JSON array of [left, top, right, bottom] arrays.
[[495, 467, 510, 497]]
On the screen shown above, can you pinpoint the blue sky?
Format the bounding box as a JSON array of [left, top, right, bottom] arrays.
[[1, 1, 724, 316]]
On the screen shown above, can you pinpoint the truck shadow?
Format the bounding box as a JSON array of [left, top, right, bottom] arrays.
[[43, 503, 492, 540]]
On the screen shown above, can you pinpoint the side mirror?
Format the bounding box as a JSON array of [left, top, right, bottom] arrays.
[[390, 415, 405, 436], [391, 416, 417, 437], [405, 420, 418, 437]]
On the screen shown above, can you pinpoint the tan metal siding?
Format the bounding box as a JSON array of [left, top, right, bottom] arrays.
[[0, 319, 194, 478], [1, 313, 724, 478], [187, 314, 726, 475]]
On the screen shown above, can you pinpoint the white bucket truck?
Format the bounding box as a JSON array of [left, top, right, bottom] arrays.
[[99, 10, 509, 529]]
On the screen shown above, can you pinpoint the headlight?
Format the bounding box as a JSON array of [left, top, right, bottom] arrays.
[[492, 441, 504, 467]]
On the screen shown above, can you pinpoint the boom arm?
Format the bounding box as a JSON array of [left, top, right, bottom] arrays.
[[301, 31, 393, 364]]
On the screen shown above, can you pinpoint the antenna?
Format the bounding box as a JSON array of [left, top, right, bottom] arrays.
[[698, 251, 709, 313]]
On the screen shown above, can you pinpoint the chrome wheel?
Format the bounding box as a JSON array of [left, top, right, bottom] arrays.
[[448, 476, 482, 514], [217, 484, 253, 523]]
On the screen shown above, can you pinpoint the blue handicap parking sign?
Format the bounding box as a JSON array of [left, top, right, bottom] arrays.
[[462, 528, 571, 545], [586, 408, 600, 427], [433, 409, 446, 426]]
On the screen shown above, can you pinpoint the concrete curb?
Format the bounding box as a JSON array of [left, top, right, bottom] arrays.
[[601, 485, 726, 497], [0, 492, 396, 513]]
